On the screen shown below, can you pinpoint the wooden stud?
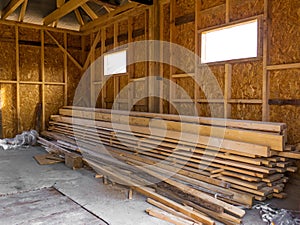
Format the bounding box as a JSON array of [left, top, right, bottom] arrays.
[[267, 63, 300, 70], [169, 0, 175, 114], [41, 29, 46, 131], [74, 9, 85, 26], [15, 25, 20, 133], [64, 32, 68, 105], [224, 64, 232, 118], [101, 27, 106, 108], [127, 17, 133, 111]]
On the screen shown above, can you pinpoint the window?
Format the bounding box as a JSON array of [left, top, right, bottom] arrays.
[[104, 50, 127, 76], [201, 20, 258, 63]]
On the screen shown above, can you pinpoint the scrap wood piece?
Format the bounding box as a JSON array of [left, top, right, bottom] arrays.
[[34, 154, 64, 165], [85, 159, 215, 225], [146, 208, 203, 225]]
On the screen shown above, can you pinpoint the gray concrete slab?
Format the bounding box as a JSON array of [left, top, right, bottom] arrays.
[[0, 146, 299, 225]]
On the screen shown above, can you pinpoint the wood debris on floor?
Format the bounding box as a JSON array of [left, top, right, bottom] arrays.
[[0, 187, 107, 225], [38, 106, 300, 225]]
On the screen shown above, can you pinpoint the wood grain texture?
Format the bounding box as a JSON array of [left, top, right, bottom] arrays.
[[44, 47, 64, 83], [19, 46, 41, 82], [231, 104, 262, 121], [229, 0, 264, 21]]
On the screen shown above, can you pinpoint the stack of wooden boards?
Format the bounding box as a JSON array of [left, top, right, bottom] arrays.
[[40, 106, 300, 225]]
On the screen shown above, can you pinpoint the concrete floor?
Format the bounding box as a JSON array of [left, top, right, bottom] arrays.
[[0, 146, 299, 225]]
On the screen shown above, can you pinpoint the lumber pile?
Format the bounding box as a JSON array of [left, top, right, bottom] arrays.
[[39, 106, 300, 225]]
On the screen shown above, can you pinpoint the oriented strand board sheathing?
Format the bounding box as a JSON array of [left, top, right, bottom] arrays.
[[105, 76, 114, 104], [19, 84, 40, 131], [199, 0, 225, 11], [118, 75, 128, 99], [0, 42, 16, 80], [173, 102, 197, 116], [118, 20, 128, 45], [45, 85, 64, 125], [175, 0, 195, 17], [0, 84, 17, 138], [67, 34, 82, 49], [270, 69, 300, 99], [173, 22, 195, 74], [231, 104, 262, 121], [269, 0, 300, 64], [18, 27, 40, 42], [270, 106, 300, 144], [19, 46, 41, 81], [67, 58, 82, 105], [197, 65, 225, 99], [44, 47, 64, 83], [45, 31, 64, 46], [0, 24, 15, 39], [197, 103, 224, 117], [105, 25, 114, 52], [174, 77, 195, 99], [231, 61, 263, 99], [198, 4, 226, 29], [229, 0, 264, 21]]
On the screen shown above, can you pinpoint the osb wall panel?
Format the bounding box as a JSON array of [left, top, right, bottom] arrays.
[[231, 61, 263, 99], [173, 102, 197, 116], [270, 69, 300, 99], [67, 57, 82, 105], [45, 31, 64, 46], [105, 25, 114, 52], [197, 65, 225, 99], [105, 76, 114, 107], [0, 42, 16, 80], [19, 46, 41, 81], [18, 27, 40, 42], [198, 4, 226, 29], [199, 0, 225, 11], [175, 0, 195, 17], [270, 106, 300, 144], [119, 75, 128, 99], [44, 47, 64, 83], [174, 77, 194, 99], [173, 22, 195, 74], [45, 85, 64, 125], [118, 20, 128, 46], [269, 0, 300, 64], [0, 24, 15, 39], [229, 0, 264, 21], [231, 104, 262, 121], [19, 84, 40, 131], [197, 103, 224, 117], [67, 34, 81, 49], [0, 84, 17, 138]]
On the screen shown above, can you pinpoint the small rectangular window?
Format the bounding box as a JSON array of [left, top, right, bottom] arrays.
[[104, 50, 127, 76], [201, 20, 258, 63]]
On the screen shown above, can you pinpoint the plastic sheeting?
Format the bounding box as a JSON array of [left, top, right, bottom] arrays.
[[0, 130, 39, 150]]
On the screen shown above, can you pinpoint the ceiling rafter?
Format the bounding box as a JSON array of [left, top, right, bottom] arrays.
[[2, 0, 25, 19], [18, 0, 28, 22], [74, 9, 85, 26], [43, 0, 89, 26], [80, 3, 98, 20], [53, 0, 66, 27]]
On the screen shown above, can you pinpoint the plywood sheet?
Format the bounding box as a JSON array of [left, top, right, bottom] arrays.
[[199, 0, 225, 11], [45, 31, 64, 46], [44, 47, 64, 83], [197, 103, 224, 117], [175, 0, 195, 17], [19, 27, 40, 42], [19, 84, 40, 131], [19, 46, 41, 82], [67, 56, 82, 105], [231, 104, 262, 121], [45, 85, 64, 125], [231, 61, 263, 99], [0, 24, 15, 39], [118, 20, 128, 46], [270, 69, 300, 99], [0, 84, 17, 138], [198, 4, 226, 29], [67, 33, 82, 49], [269, 0, 300, 64], [229, 0, 264, 21], [105, 25, 114, 52], [0, 42, 16, 80], [119, 75, 128, 99], [270, 106, 300, 144], [174, 77, 195, 99]]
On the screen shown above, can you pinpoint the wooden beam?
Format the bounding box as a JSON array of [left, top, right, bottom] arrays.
[[80, 2, 139, 31], [2, 0, 25, 19], [43, 0, 88, 26], [53, 0, 66, 27], [45, 30, 83, 70], [267, 62, 300, 70], [74, 9, 85, 26], [63, 32, 68, 105], [15, 25, 20, 133], [224, 64, 232, 118], [81, 3, 98, 20], [82, 29, 101, 72], [18, 0, 28, 22], [41, 30, 46, 130]]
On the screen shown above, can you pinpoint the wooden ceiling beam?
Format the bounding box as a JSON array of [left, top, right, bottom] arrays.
[[53, 0, 66, 27], [81, 3, 98, 20], [74, 9, 85, 26], [2, 0, 25, 19], [43, 0, 88, 26], [18, 0, 28, 22]]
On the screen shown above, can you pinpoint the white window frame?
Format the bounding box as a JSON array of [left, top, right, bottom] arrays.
[[200, 19, 260, 64], [103, 49, 127, 76]]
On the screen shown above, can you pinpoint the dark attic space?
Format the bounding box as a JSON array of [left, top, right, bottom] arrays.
[[0, 0, 300, 224]]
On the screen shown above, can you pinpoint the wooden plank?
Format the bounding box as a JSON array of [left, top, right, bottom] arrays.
[[224, 64, 232, 118], [43, 0, 89, 26], [60, 108, 282, 152], [278, 151, 300, 159], [15, 25, 20, 133], [218, 175, 266, 190], [267, 62, 300, 70], [221, 171, 261, 182], [74, 9, 84, 26], [41, 29, 46, 131], [86, 159, 216, 225], [34, 154, 64, 165], [1, 0, 25, 19]]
